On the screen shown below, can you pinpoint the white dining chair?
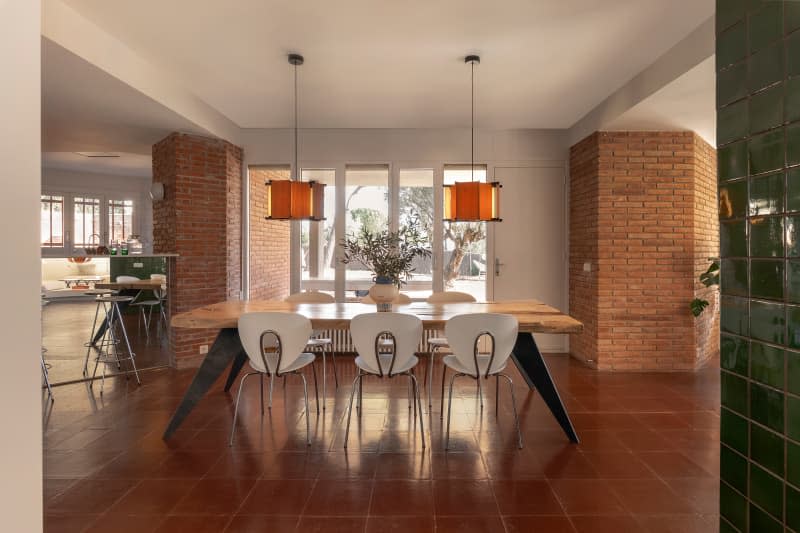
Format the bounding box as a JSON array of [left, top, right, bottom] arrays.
[[131, 275, 168, 343], [424, 291, 476, 407], [284, 291, 338, 410], [232, 312, 319, 446], [345, 312, 425, 449], [441, 313, 522, 450]]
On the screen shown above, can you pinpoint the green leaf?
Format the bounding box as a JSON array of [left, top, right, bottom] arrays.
[[690, 298, 709, 317]]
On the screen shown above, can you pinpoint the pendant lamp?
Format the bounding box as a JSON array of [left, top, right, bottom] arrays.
[[443, 55, 501, 222], [266, 53, 325, 220]]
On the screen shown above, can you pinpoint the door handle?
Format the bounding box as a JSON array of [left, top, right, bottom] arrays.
[[495, 258, 504, 276]]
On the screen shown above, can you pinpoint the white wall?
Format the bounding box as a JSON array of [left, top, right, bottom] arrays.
[[0, 0, 43, 530], [42, 167, 153, 249]]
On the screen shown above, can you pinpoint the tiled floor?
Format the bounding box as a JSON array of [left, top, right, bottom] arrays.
[[43, 354, 720, 532], [42, 300, 171, 385]]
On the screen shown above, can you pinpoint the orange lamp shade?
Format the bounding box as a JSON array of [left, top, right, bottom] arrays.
[[266, 180, 325, 220], [443, 181, 501, 222]]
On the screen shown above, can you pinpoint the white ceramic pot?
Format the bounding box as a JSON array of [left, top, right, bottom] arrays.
[[369, 280, 398, 312]]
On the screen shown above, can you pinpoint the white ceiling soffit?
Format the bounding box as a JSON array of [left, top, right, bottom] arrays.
[[42, 151, 153, 178], [42, 37, 210, 154], [58, 0, 715, 130], [605, 57, 716, 146]]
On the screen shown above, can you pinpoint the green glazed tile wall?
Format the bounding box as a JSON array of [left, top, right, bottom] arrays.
[[717, 1, 800, 531], [109, 256, 167, 281]]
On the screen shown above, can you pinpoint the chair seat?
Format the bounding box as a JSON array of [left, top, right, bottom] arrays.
[[131, 300, 162, 306], [442, 354, 506, 377], [250, 352, 316, 374], [306, 337, 332, 347], [356, 353, 418, 376]]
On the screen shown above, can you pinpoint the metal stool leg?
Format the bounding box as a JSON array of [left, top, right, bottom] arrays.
[[321, 346, 327, 411], [41, 351, 54, 402], [113, 301, 141, 385], [83, 299, 102, 375]]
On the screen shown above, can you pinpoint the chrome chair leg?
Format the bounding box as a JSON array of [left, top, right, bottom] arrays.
[[477, 377, 484, 410], [445, 372, 463, 450], [408, 372, 425, 449], [499, 373, 523, 449], [41, 353, 54, 402], [495, 375, 500, 417], [343, 373, 361, 448], [356, 374, 363, 416], [260, 374, 265, 415], [298, 372, 311, 445], [331, 350, 339, 388], [440, 365, 447, 420], [311, 361, 320, 414], [320, 347, 327, 411], [268, 373, 274, 409], [427, 346, 437, 407], [229, 372, 257, 446]]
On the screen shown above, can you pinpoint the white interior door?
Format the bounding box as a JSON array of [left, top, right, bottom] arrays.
[[491, 166, 567, 353]]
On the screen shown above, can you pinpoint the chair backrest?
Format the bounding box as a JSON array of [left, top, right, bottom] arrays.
[[426, 291, 476, 303], [445, 313, 518, 378], [150, 274, 167, 281], [116, 275, 140, 282], [238, 312, 312, 375], [360, 292, 412, 305], [284, 291, 335, 304], [350, 313, 422, 377]]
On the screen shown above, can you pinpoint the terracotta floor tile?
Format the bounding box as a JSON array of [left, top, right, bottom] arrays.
[[366, 515, 435, 533], [84, 514, 164, 533], [432, 480, 499, 515], [491, 480, 564, 515], [260, 452, 324, 479], [152, 450, 223, 478], [304, 479, 373, 516], [664, 477, 720, 514], [571, 430, 627, 452], [43, 478, 79, 505], [90, 450, 170, 479], [634, 413, 692, 430], [431, 452, 487, 479], [206, 452, 264, 478], [371, 480, 434, 516], [636, 514, 718, 533], [483, 452, 545, 479], [237, 479, 314, 515], [435, 515, 505, 533], [172, 478, 257, 515], [109, 479, 197, 515], [374, 452, 432, 479], [503, 515, 576, 533], [296, 516, 367, 532], [615, 429, 675, 452], [223, 515, 299, 532], [549, 478, 627, 515], [541, 450, 598, 479], [570, 515, 641, 533], [581, 451, 655, 479], [46, 478, 138, 514], [317, 452, 379, 479], [608, 479, 696, 515], [154, 515, 232, 533], [637, 452, 713, 478], [44, 513, 100, 533]]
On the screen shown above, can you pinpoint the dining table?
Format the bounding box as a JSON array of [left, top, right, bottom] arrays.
[[163, 299, 583, 442]]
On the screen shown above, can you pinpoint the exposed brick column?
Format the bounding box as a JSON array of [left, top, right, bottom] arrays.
[[568, 131, 719, 371], [152, 133, 243, 368], [248, 167, 290, 299]]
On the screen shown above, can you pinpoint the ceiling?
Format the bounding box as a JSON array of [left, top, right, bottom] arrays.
[[60, 0, 714, 129], [42, 151, 153, 177]]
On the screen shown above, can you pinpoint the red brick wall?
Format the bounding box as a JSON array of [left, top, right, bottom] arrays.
[[248, 167, 291, 300], [153, 133, 243, 367], [569, 131, 719, 371]]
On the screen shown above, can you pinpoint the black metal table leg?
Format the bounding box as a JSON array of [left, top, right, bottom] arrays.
[[163, 328, 246, 439], [510, 332, 579, 443]]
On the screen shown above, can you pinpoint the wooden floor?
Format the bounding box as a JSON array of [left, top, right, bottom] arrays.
[[43, 354, 720, 533]]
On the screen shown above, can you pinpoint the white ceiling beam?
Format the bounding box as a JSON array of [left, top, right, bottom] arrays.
[[42, 0, 241, 144], [567, 16, 714, 146]]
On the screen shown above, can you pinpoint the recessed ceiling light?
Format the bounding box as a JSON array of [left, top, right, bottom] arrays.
[[73, 152, 121, 158]]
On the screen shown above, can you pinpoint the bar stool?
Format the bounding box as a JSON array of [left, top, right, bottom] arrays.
[[89, 294, 141, 393], [41, 298, 54, 401], [82, 289, 116, 376]]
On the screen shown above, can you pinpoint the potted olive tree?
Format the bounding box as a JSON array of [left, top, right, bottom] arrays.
[[340, 222, 430, 311]]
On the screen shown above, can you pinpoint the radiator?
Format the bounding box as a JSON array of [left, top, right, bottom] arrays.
[[314, 328, 442, 353]]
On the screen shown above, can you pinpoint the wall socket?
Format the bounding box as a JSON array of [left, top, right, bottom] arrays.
[[199, 344, 209, 354]]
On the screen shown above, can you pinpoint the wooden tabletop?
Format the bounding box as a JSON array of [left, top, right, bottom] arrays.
[[171, 299, 583, 334], [96, 279, 165, 290]]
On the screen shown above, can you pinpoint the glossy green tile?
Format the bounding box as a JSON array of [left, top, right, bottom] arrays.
[[749, 463, 783, 520], [748, 3, 783, 54], [788, 1, 800, 33], [720, 141, 749, 181], [722, 371, 749, 415], [748, 129, 785, 175], [789, 349, 800, 395], [719, 62, 748, 108], [751, 423, 784, 476], [717, 0, 746, 34], [721, 445, 748, 494], [722, 335, 750, 376], [750, 383, 784, 433], [749, 502, 783, 533], [749, 171, 784, 215], [789, 395, 800, 440], [790, 30, 800, 78], [789, 305, 800, 349], [719, 22, 748, 70], [789, 440, 800, 488], [750, 341, 784, 388], [719, 518, 738, 533], [787, 261, 800, 303], [749, 217, 784, 257], [720, 481, 747, 532], [788, 122, 800, 166], [722, 220, 748, 257], [719, 99, 749, 145], [787, 216, 800, 255], [722, 295, 750, 336], [788, 484, 800, 533], [749, 40, 784, 92], [750, 300, 785, 345], [788, 168, 800, 212], [749, 83, 784, 135], [721, 259, 749, 297], [722, 407, 749, 455], [721, 179, 748, 218], [750, 259, 784, 300], [787, 77, 800, 123]]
